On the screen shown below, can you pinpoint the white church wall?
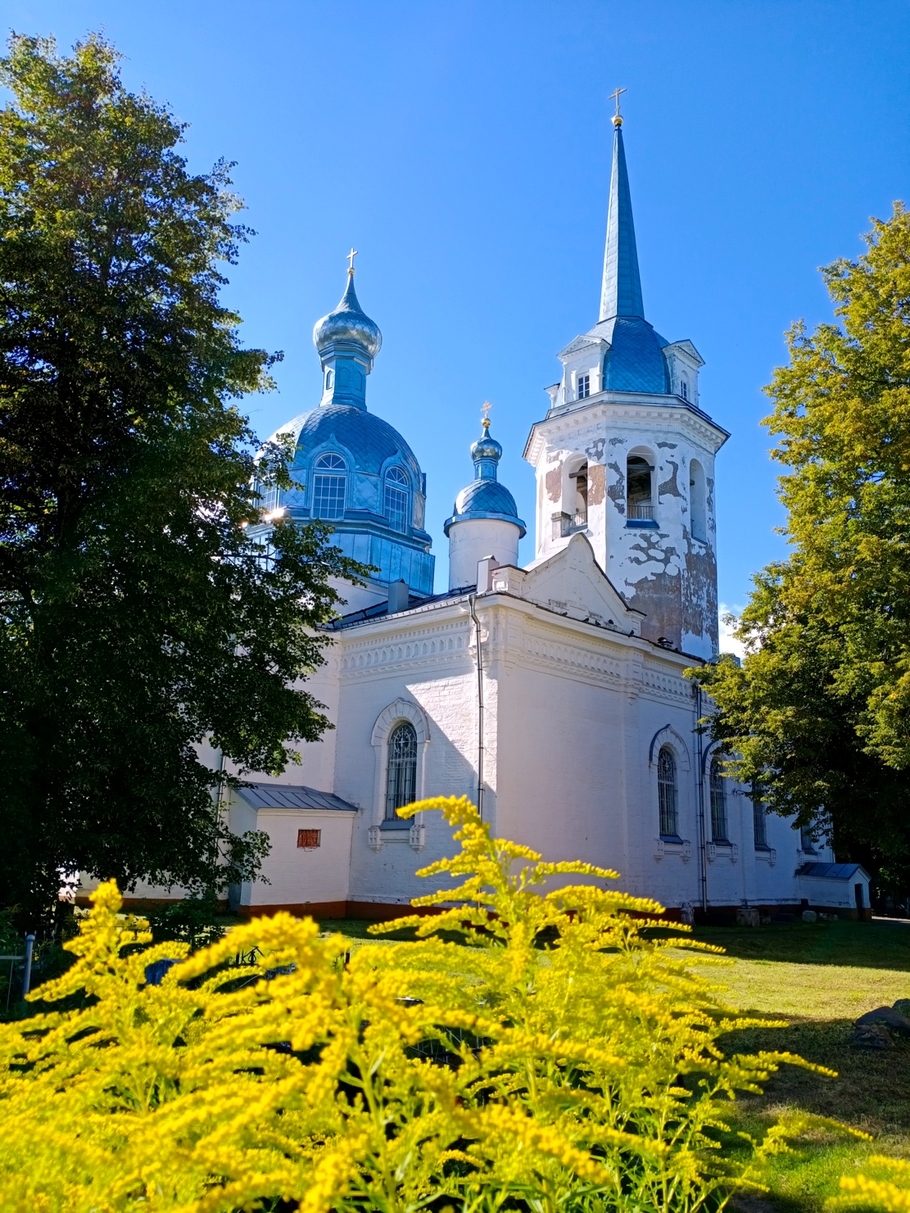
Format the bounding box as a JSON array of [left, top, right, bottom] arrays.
[[334, 605, 483, 907], [238, 806, 355, 912]]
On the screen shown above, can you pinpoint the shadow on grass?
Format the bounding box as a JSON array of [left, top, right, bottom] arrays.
[[689, 918, 910, 971]]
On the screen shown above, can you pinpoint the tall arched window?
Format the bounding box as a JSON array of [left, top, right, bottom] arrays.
[[689, 459, 707, 542], [312, 453, 346, 520], [384, 467, 410, 532], [751, 783, 768, 849], [571, 461, 588, 528], [385, 722, 417, 821], [657, 746, 678, 837], [709, 756, 728, 841], [627, 455, 653, 521]]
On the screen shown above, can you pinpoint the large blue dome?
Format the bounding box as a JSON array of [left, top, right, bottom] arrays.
[[292, 405, 421, 477]]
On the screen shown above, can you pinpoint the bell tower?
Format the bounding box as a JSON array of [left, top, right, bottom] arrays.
[[523, 102, 728, 659]]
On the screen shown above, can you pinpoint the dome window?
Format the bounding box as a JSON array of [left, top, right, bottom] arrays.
[[384, 467, 410, 533], [680, 376, 688, 400], [312, 452, 346, 520], [577, 373, 591, 400]]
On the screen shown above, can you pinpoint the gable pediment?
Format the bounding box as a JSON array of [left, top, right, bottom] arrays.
[[519, 534, 642, 631], [557, 333, 609, 361]]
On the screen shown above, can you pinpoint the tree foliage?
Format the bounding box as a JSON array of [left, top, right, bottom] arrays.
[[0, 798, 842, 1213], [0, 33, 360, 920], [695, 204, 910, 874]]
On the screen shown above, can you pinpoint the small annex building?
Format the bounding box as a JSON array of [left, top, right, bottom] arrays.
[[104, 113, 870, 924]]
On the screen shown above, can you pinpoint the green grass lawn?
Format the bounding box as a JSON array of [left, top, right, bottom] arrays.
[[694, 919, 910, 1213], [317, 914, 910, 1213]]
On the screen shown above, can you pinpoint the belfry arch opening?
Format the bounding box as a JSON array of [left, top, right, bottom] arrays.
[[626, 452, 654, 521]]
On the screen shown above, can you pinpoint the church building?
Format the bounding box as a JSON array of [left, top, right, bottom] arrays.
[[129, 114, 871, 922]]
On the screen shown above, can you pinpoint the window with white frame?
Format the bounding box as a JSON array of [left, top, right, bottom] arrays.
[[384, 467, 410, 532], [658, 746, 679, 837], [577, 373, 591, 399], [680, 377, 688, 400], [385, 722, 418, 821], [709, 756, 729, 842], [312, 453, 346, 520]]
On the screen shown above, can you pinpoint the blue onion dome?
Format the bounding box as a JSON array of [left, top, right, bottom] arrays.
[[444, 421, 526, 538], [313, 271, 382, 359], [470, 430, 503, 462]]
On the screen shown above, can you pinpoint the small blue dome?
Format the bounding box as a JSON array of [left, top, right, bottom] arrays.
[[454, 479, 522, 520], [293, 404, 420, 477], [313, 273, 382, 360], [444, 422, 526, 538], [596, 315, 669, 394], [470, 432, 503, 462]]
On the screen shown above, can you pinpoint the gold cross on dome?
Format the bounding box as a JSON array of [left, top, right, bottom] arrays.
[[346, 247, 358, 272], [609, 86, 627, 117], [481, 400, 492, 429]]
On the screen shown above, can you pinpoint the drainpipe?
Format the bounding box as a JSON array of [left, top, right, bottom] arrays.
[[468, 594, 485, 822], [694, 682, 708, 914]]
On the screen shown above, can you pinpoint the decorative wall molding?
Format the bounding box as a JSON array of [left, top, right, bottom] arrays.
[[654, 838, 692, 862]]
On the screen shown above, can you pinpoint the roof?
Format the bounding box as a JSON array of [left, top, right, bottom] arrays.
[[797, 862, 870, 881], [291, 404, 422, 478], [330, 585, 472, 629], [446, 479, 526, 536], [600, 123, 644, 322], [235, 782, 358, 812]]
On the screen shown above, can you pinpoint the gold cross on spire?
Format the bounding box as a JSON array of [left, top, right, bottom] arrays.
[[481, 400, 492, 430], [609, 86, 627, 126], [346, 247, 358, 274]]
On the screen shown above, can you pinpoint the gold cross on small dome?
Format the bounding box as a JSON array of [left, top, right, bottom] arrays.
[[481, 400, 492, 429], [609, 86, 627, 126], [346, 247, 358, 273]]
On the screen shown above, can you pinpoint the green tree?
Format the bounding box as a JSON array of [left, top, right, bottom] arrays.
[[695, 204, 910, 882], [0, 33, 360, 923]]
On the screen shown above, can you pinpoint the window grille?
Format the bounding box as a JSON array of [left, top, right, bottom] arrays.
[[385, 722, 418, 821], [297, 829, 321, 850], [657, 746, 678, 836], [577, 373, 591, 399], [384, 467, 410, 532], [709, 756, 728, 841], [751, 787, 768, 848], [312, 452, 346, 520], [567, 462, 588, 530]]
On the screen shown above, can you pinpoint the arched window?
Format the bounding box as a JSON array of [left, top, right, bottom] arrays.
[[627, 455, 653, 521], [571, 461, 588, 528], [751, 783, 768, 849], [689, 459, 707, 542], [385, 722, 418, 821], [312, 453, 346, 520], [680, 377, 688, 400], [709, 756, 728, 842], [384, 467, 410, 532], [657, 746, 678, 837]]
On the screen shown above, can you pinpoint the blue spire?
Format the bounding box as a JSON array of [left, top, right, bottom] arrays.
[[599, 117, 644, 322]]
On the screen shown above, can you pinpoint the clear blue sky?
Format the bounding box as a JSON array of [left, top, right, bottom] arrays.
[[7, 0, 910, 609]]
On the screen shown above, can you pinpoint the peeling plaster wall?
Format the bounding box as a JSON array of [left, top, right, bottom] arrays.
[[528, 399, 722, 659]]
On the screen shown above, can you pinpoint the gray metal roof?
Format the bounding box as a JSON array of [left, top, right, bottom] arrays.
[[797, 862, 869, 881], [235, 782, 358, 813]]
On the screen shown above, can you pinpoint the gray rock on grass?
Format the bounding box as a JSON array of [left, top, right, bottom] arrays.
[[855, 1006, 910, 1037]]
